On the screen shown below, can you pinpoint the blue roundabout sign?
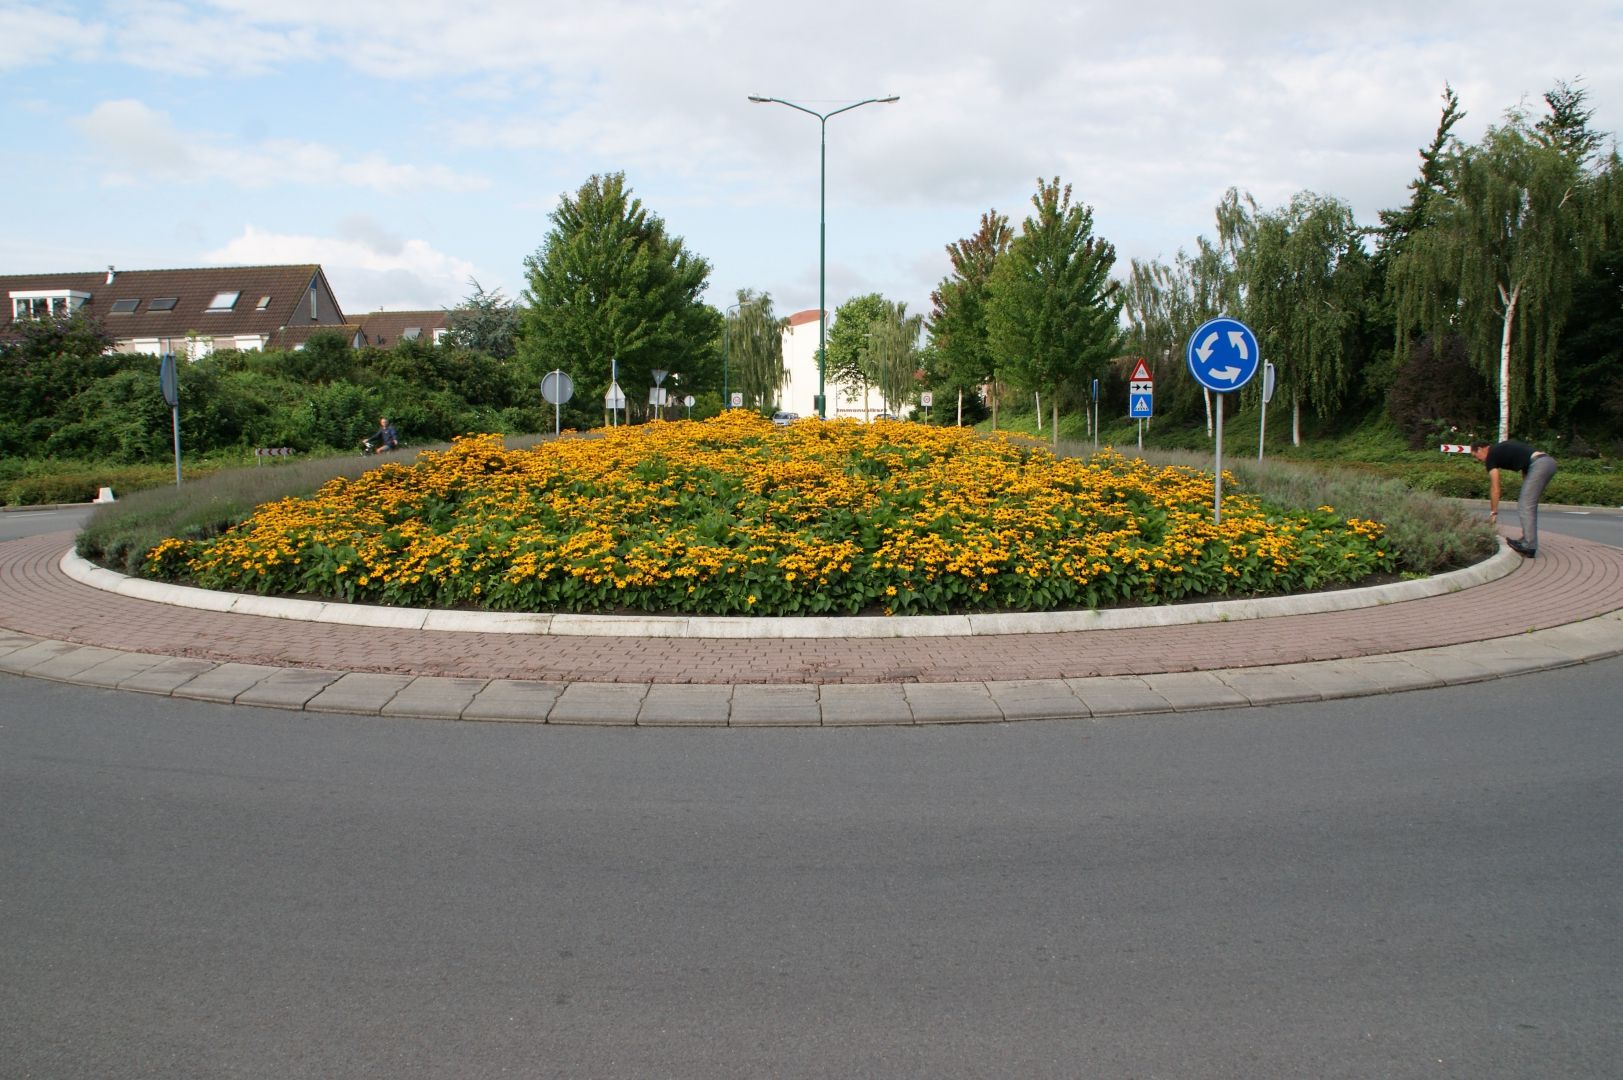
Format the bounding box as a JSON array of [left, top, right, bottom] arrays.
[[1186, 317, 1261, 393]]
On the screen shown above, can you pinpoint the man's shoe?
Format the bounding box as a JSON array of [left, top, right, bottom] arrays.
[[1508, 538, 1536, 558]]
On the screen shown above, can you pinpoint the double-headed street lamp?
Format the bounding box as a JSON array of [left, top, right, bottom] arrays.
[[748, 93, 900, 418]]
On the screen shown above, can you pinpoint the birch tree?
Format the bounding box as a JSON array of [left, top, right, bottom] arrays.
[[1392, 86, 1603, 439]]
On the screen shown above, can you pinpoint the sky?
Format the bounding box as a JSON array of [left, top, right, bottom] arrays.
[[4, 1, 1621, 327]]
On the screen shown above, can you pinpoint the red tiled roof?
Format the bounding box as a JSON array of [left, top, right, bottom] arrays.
[[0, 265, 346, 338], [786, 309, 825, 327], [351, 309, 450, 347]]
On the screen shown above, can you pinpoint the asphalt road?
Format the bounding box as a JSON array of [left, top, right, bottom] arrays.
[[0, 505, 96, 542], [2, 501, 1620, 1078], [4, 658, 1621, 1079]]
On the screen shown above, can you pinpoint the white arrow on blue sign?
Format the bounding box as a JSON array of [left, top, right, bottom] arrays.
[[1186, 317, 1261, 393]]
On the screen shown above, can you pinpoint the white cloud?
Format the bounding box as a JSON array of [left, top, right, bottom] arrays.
[[16, 1, 1623, 335], [72, 99, 487, 193], [0, 5, 102, 70], [204, 223, 479, 311]]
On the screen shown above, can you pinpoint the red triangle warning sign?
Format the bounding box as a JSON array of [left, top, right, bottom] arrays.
[[1130, 359, 1152, 383]]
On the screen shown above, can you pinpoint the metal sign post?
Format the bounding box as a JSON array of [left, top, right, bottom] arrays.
[[1128, 359, 1153, 452], [159, 353, 181, 487], [1258, 361, 1276, 461], [605, 357, 624, 427], [1091, 378, 1100, 451], [651, 369, 669, 420], [541, 369, 574, 436], [1186, 318, 1262, 525]]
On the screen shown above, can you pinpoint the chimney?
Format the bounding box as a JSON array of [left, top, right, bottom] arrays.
[[106, 265, 116, 284]]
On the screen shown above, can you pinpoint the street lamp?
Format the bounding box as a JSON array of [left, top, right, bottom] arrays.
[[749, 93, 900, 418]]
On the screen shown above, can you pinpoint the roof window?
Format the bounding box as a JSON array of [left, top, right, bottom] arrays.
[[402, 327, 422, 340], [150, 297, 178, 311], [206, 291, 241, 312], [256, 295, 271, 312], [110, 298, 140, 314]]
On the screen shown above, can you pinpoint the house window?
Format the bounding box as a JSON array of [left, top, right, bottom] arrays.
[[205, 291, 241, 312], [233, 335, 264, 351], [256, 295, 271, 312], [402, 327, 422, 341], [9, 291, 89, 319], [110, 298, 140, 314], [432, 327, 449, 345], [150, 297, 178, 311]]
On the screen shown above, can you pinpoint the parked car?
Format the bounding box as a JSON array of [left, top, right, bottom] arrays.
[[771, 411, 799, 426]]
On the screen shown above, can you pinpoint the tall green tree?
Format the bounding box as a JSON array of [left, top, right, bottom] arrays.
[[825, 293, 890, 408], [724, 288, 786, 412], [1121, 238, 1233, 431], [518, 172, 713, 421], [986, 177, 1124, 445], [1376, 84, 1466, 263], [927, 210, 1012, 424], [444, 278, 520, 359], [1235, 191, 1370, 442], [1391, 86, 1605, 439], [866, 300, 924, 414]]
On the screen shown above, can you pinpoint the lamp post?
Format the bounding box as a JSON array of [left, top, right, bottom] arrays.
[[748, 93, 899, 419]]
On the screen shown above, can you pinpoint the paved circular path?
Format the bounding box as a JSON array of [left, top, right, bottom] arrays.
[[3, 529, 1621, 725]]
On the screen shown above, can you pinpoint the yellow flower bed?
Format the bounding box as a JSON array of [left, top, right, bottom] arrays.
[[145, 412, 1391, 616]]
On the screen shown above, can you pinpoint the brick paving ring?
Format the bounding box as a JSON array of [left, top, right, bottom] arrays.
[[2, 531, 1622, 726]]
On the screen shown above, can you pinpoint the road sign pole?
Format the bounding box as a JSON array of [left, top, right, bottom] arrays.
[[171, 404, 182, 488], [1185, 320, 1260, 527], [1258, 360, 1275, 461]]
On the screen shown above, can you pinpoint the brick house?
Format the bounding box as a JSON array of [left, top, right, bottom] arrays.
[[0, 264, 351, 357], [349, 309, 452, 349]]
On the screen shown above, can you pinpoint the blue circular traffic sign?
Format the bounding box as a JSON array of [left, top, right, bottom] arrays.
[[1186, 317, 1261, 393]]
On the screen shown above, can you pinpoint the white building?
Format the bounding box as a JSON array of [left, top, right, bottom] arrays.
[[778, 308, 890, 421]]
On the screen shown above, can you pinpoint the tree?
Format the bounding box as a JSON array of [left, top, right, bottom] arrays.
[[825, 293, 890, 407], [1376, 84, 1466, 262], [866, 301, 924, 414], [1234, 190, 1370, 442], [518, 172, 713, 421], [927, 210, 1012, 424], [725, 289, 786, 411], [0, 312, 119, 456], [444, 278, 520, 359], [1392, 86, 1605, 440], [985, 177, 1124, 445], [1121, 238, 1234, 431]]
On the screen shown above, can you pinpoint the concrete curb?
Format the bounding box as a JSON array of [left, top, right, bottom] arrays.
[[2, 610, 1619, 725], [59, 542, 1520, 639]]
